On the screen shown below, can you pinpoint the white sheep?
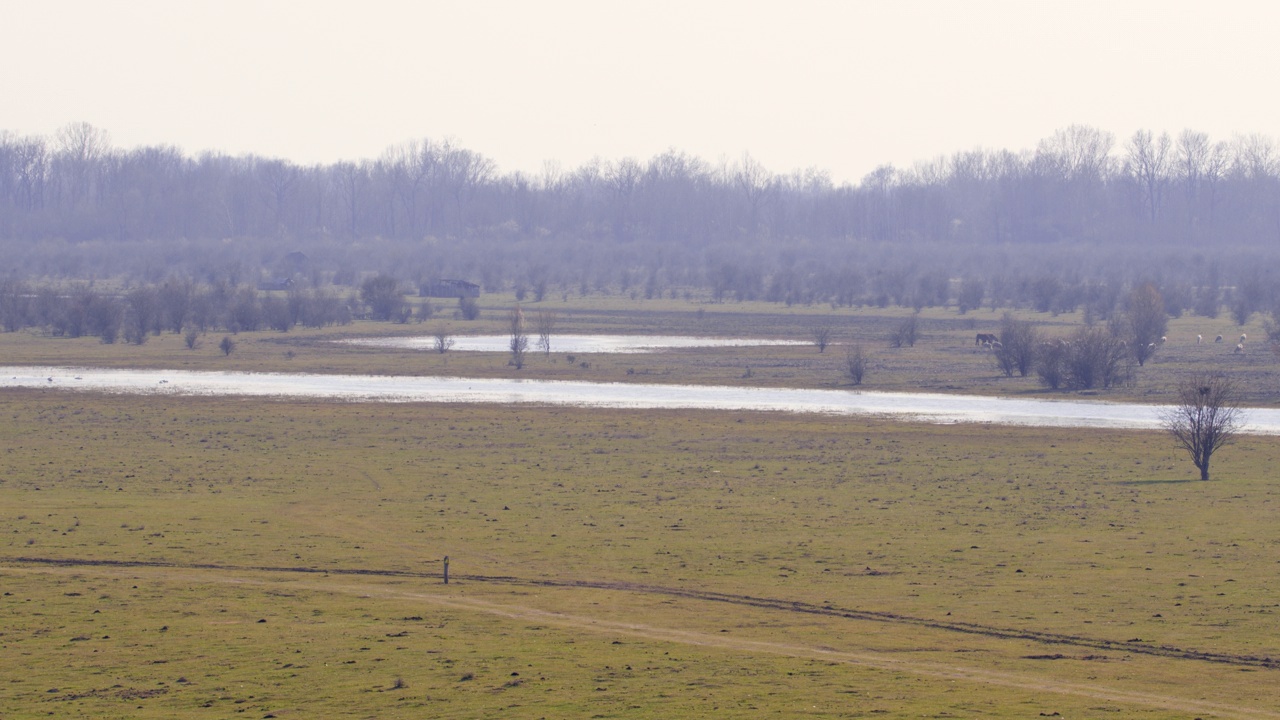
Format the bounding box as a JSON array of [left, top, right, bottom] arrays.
[[1235, 343, 1245, 354], [1215, 335, 1223, 343], [1196, 334, 1203, 344]]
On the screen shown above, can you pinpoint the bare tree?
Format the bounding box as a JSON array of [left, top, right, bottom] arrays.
[[1125, 282, 1167, 366], [1126, 129, 1173, 223], [1176, 129, 1210, 235], [957, 277, 985, 314], [734, 152, 775, 235], [219, 335, 236, 356], [844, 345, 868, 385], [534, 309, 558, 357], [439, 140, 496, 232], [1160, 373, 1242, 481], [54, 121, 110, 210], [811, 324, 833, 353], [333, 160, 371, 238], [508, 305, 528, 369], [432, 327, 454, 353], [993, 313, 1037, 377], [889, 313, 919, 348]]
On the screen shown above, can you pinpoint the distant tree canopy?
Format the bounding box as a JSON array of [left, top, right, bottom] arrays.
[[3, 123, 1280, 314], [4, 123, 1277, 247]]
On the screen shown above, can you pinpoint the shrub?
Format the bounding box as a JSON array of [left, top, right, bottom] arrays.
[[1059, 326, 1129, 390], [993, 313, 1037, 377], [889, 313, 919, 348], [845, 345, 868, 385]]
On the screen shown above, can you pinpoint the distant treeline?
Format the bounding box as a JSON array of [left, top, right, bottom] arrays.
[[2, 123, 1280, 318], [0, 277, 474, 343], [0, 281, 327, 342]]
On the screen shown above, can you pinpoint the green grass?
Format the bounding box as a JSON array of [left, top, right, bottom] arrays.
[[3, 386, 1279, 717]]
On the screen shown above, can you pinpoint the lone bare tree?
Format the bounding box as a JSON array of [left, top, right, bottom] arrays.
[[534, 309, 558, 357], [811, 324, 833, 353], [844, 344, 868, 385], [1160, 372, 1242, 481], [508, 305, 528, 369], [432, 327, 454, 353]]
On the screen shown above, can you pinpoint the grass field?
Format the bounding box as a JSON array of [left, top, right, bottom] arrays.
[[2, 300, 1279, 717], [3, 370, 1279, 717]]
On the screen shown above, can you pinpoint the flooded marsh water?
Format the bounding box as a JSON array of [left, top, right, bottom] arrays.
[[5, 366, 1279, 435], [340, 334, 809, 354]]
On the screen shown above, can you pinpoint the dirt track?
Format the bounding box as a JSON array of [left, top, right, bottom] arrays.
[[7, 555, 1280, 718], [9, 555, 1277, 670]]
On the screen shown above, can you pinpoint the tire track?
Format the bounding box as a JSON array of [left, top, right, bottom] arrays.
[[380, 590, 1280, 720], [9, 555, 1280, 719], [7, 555, 1279, 671]]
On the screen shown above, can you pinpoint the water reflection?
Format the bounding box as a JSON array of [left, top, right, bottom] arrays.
[[4, 366, 1277, 435], [341, 334, 808, 353]]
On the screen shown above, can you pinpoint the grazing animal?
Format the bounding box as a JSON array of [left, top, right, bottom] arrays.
[[990, 340, 1002, 349], [1240, 333, 1247, 343], [1160, 336, 1167, 344], [1235, 343, 1245, 354], [1197, 334, 1203, 344], [1215, 335, 1223, 343], [976, 333, 998, 346]]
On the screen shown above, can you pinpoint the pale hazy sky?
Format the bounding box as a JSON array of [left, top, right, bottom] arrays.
[[4, 0, 1278, 183]]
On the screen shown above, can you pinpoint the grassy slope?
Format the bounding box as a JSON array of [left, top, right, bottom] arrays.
[[2, 388, 1278, 718]]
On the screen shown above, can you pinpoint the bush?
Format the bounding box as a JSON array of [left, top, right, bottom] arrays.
[[845, 345, 868, 385], [1051, 326, 1130, 390], [458, 296, 480, 321], [1125, 283, 1166, 366], [1035, 340, 1068, 389], [993, 313, 1037, 377], [889, 313, 919, 348], [360, 274, 406, 321]]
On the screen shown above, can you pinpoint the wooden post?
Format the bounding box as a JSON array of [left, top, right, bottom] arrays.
[[442, 556, 449, 584]]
